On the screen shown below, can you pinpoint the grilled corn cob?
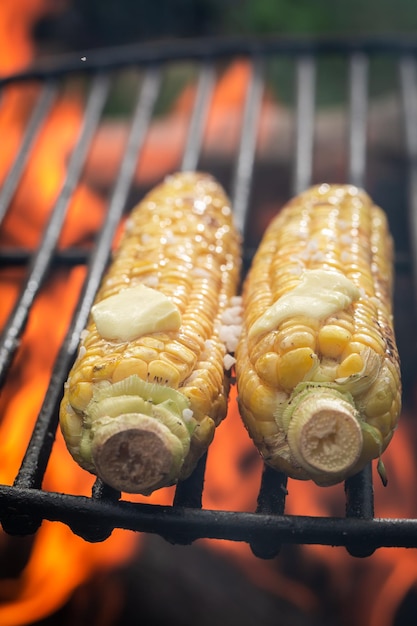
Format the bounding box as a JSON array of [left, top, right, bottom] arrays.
[[60, 172, 242, 494], [235, 183, 401, 486]]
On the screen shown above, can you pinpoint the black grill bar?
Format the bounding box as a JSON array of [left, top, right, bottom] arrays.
[[0, 38, 416, 554], [400, 55, 417, 303], [0, 73, 110, 389], [0, 82, 57, 224], [0, 247, 89, 267], [344, 465, 375, 557], [3, 35, 417, 88], [231, 56, 264, 234], [344, 50, 375, 544], [345, 463, 375, 521], [2, 483, 417, 550], [293, 54, 316, 195], [180, 61, 215, 173], [348, 52, 369, 188], [172, 453, 207, 510], [250, 467, 288, 558]]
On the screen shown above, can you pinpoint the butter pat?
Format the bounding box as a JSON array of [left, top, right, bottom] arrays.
[[248, 269, 360, 339], [92, 284, 181, 342]]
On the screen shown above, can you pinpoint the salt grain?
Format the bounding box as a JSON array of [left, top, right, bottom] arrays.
[[80, 329, 89, 342], [182, 408, 194, 422], [223, 354, 236, 371]]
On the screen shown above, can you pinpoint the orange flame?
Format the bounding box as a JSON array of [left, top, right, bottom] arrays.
[[0, 0, 54, 75]]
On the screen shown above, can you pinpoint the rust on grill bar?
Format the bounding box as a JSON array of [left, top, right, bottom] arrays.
[[0, 36, 416, 557]]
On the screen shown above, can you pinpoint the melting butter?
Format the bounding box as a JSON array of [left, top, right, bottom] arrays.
[[92, 284, 181, 342], [248, 269, 360, 339]]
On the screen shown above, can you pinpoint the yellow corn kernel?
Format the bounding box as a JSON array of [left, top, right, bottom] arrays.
[[68, 382, 93, 412], [139, 336, 166, 351], [240, 412, 283, 449], [112, 358, 148, 383], [325, 311, 354, 334], [350, 332, 385, 356], [160, 352, 192, 383], [363, 387, 393, 418], [131, 345, 159, 363], [255, 352, 280, 387], [341, 340, 365, 357], [182, 385, 210, 417], [336, 352, 364, 378], [366, 412, 393, 438], [248, 330, 278, 364], [164, 341, 198, 367], [277, 347, 316, 390], [244, 382, 284, 423], [318, 325, 351, 358], [276, 325, 316, 353]]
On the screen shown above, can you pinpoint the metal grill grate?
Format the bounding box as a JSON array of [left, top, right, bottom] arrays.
[[1, 36, 417, 558]]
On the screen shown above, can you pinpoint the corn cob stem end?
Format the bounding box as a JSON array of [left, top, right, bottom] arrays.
[[286, 386, 362, 480], [91, 413, 185, 494]]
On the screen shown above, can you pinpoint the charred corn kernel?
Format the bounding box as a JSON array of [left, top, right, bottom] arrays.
[[350, 331, 386, 355], [147, 359, 180, 388], [60, 172, 241, 494], [92, 358, 119, 380], [318, 325, 351, 358], [236, 184, 402, 486]]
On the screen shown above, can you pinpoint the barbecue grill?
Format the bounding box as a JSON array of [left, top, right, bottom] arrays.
[[1, 35, 417, 561]]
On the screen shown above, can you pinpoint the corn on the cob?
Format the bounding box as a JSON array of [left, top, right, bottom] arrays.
[[235, 183, 401, 486], [60, 172, 242, 494]]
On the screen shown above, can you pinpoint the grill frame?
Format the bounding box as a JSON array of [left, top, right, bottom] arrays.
[[1, 35, 417, 558]]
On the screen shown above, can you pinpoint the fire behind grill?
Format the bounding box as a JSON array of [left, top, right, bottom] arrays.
[[1, 35, 417, 560]]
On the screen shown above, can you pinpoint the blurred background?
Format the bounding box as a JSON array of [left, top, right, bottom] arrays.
[[28, 1, 417, 114], [32, 0, 417, 54]]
